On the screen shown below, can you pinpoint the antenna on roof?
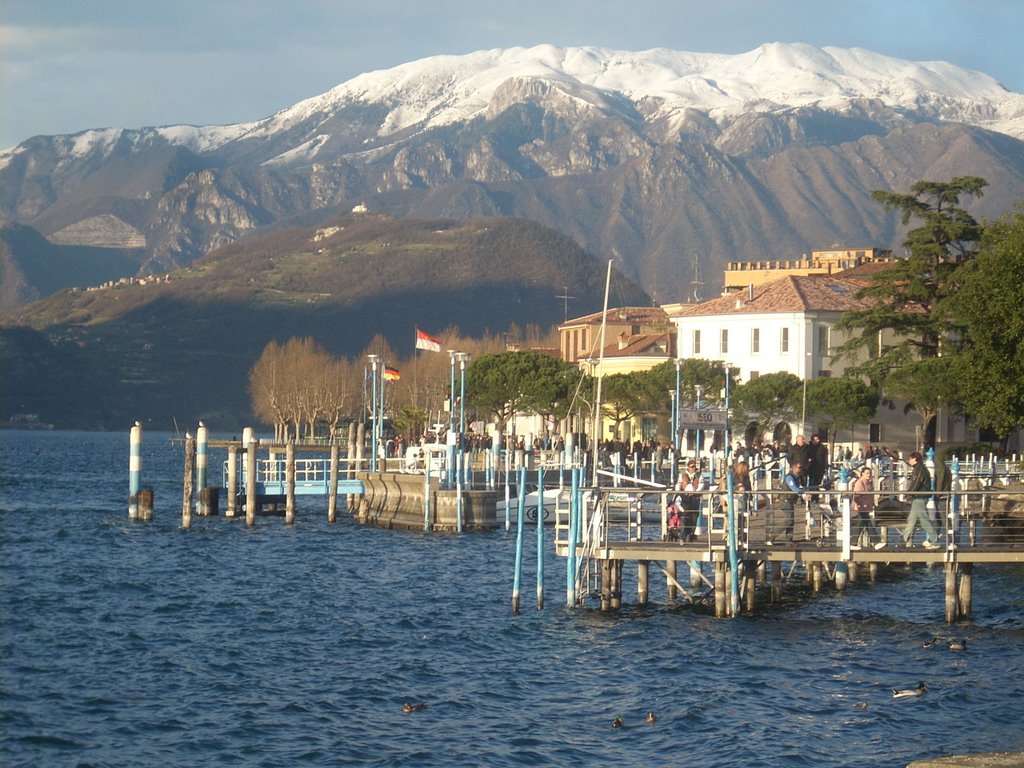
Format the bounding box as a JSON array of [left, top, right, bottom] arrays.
[[556, 286, 576, 322], [690, 254, 704, 303]]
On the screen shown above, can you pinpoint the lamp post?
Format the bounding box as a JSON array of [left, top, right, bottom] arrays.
[[456, 352, 470, 530], [367, 354, 380, 472], [673, 357, 682, 484], [447, 350, 457, 487], [694, 384, 704, 469]]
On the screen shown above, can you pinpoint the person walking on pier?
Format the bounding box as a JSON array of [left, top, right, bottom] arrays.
[[901, 452, 939, 549], [770, 461, 810, 545], [852, 466, 885, 549]]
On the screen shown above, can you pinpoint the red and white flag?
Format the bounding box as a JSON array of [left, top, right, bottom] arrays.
[[415, 328, 443, 352]]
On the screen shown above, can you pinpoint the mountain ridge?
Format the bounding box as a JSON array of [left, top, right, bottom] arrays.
[[2, 42, 1023, 311]]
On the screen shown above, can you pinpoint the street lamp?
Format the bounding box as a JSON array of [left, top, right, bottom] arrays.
[[457, 352, 470, 480], [447, 350, 458, 487], [673, 357, 682, 484], [367, 354, 380, 472], [694, 384, 704, 469]]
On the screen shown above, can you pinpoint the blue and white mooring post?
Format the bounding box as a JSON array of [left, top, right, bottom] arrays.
[[129, 422, 142, 519]]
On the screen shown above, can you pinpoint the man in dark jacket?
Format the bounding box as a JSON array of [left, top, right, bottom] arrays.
[[808, 434, 830, 489], [770, 461, 810, 544], [901, 452, 939, 549], [788, 435, 812, 471]]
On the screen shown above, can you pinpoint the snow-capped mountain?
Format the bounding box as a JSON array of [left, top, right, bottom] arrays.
[[3, 43, 1024, 311]]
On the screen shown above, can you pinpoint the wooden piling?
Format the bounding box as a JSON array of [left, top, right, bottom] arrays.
[[637, 560, 649, 605], [610, 560, 622, 610], [743, 562, 756, 615], [245, 438, 257, 527], [690, 561, 702, 588], [666, 560, 678, 602], [958, 563, 973, 618], [835, 562, 848, 591], [137, 487, 153, 521], [811, 562, 823, 593], [714, 560, 728, 618], [328, 443, 339, 523], [868, 562, 878, 582], [226, 445, 238, 517], [600, 560, 612, 611], [285, 440, 295, 525], [945, 563, 958, 623], [848, 561, 858, 584], [771, 561, 783, 604], [181, 434, 195, 530]]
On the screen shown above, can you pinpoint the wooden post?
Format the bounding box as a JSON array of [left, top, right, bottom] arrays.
[[744, 562, 756, 615], [958, 563, 973, 619], [637, 560, 649, 606], [181, 434, 195, 530], [714, 560, 728, 618], [868, 562, 878, 582], [610, 560, 622, 610], [771, 560, 783, 604], [246, 438, 257, 527], [812, 562, 823, 593], [848, 561, 858, 584], [690, 561, 702, 588], [355, 422, 366, 473], [285, 440, 295, 525], [666, 560, 678, 602], [600, 560, 612, 611], [137, 487, 153, 521], [835, 562, 848, 591], [328, 443, 340, 523], [226, 445, 238, 517], [945, 563, 958, 623]]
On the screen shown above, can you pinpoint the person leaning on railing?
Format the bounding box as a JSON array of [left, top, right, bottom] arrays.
[[769, 461, 810, 545]]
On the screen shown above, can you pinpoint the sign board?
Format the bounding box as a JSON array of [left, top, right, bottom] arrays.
[[678, 408, 727, 429]]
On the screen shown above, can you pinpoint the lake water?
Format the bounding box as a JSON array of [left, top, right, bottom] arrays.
[[2, 430, 1023, 767]]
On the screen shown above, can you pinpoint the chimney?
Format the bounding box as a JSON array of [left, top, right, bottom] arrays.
[[617, 332, 629, 350], [748, 283, 754, 301]]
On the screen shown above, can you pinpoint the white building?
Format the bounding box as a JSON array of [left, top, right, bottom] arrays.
[[666, 274, 973, 451]]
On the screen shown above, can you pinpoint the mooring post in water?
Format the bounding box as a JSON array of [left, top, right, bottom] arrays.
[[423, 469, 431, 531], [958, 562, 973, 618], [637, 560, 649, 605], [714, 560, 727, 617], [129, 423, 142, 519], [226, 444, 238, 517], [600, 560, 612, 611], [196, 422, 208, 505], [328, 443, 339, 523], [610, 560, 622, 610], [835, 561, 849, 591], [536, 463, 545, 610], [667, 560, 678, 602], [182, 433, 195, 530], [285, 440, 295, 525], [771, 561, 783, 604], [512, 465, 527, 614], [245, 434, 257, 527], [566, 468, 579, 607], [945, 562, 958, 623]]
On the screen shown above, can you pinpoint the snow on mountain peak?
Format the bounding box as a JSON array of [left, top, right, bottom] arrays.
[[249, 42, 1022, 147]]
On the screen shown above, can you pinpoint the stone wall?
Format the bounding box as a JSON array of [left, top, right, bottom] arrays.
[[354, 472, 497, 532]]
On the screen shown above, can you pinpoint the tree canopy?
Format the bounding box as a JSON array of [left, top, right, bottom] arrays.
[[834, 176, 987, 381], [945, 205, 1024, 440], [465, 350, 579, 431]]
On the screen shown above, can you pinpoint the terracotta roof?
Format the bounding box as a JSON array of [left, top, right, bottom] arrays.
[[600, 332, 674, 358], [667, 275, 878, 317], [560, 306, 668, 328]]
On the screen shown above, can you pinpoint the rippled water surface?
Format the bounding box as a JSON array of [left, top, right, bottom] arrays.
[[2, 430, 1023, 767]]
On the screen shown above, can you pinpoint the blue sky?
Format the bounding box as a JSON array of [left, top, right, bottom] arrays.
[[2, 0, 1021, 149]]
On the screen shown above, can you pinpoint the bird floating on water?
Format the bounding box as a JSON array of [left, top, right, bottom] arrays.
[[646, 712, 657, 724], [854, 702, 869, 711], [892, 683, 928, 699], [612, 715, 624, 728], [948, 639, 968, 652], [922, 638, 939, 649], [402, 702, 428, 714]]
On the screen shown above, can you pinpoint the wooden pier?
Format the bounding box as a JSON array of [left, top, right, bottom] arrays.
[[552, 484, 1024, 623]]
